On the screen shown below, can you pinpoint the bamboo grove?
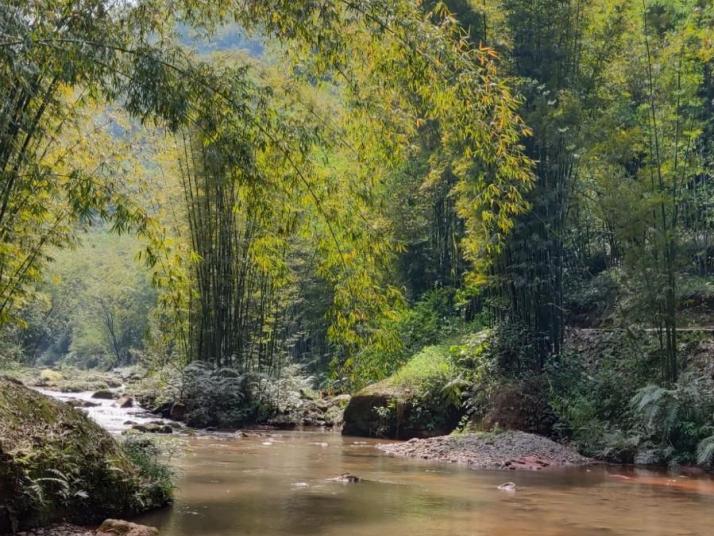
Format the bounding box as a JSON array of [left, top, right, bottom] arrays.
[[0, 0, 532, 379], [3, 0, 714, 389]]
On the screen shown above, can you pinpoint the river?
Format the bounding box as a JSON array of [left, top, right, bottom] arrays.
[[42, 389, 714, 535]]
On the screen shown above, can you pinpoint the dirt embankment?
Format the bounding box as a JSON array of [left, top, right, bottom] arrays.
[[379, 431, 591, 471]]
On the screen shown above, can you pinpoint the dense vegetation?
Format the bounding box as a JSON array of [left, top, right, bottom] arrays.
[[2, 0, 714, 496], [0, 377, 171, 532]]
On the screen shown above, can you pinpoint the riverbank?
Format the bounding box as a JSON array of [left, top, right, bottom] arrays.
[[12, 524, 94, 536], [378, 430, 591, 470], [0, 377, 171, 533]]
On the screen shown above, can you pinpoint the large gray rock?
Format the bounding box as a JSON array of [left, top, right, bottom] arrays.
[[168, 402, 186, 421]]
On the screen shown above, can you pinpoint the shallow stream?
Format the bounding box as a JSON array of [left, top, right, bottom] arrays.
[[42, 389, 714, 535]]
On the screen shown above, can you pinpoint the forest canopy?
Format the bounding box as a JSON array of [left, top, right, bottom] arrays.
[[3, 0, 714, 470], [0, 0, 532, 379]]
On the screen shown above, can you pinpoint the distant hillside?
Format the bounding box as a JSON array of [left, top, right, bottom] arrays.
[[177, 23, 265, 57]]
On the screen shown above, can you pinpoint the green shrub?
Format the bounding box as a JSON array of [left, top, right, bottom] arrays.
[[179, 362, 313, 428], [389, 345, 456, 389], [696, 435, 714, 467], [345, 288, 477, 390], [630, 374, 714, 463], [121, 437, 173, 508]]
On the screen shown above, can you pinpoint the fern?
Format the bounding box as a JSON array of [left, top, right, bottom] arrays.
[[630, 384, 679, 441], [696, 436, 714, 466], [441, 377, 470, 407]]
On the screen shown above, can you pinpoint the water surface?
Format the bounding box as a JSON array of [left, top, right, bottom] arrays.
[[135, 430, 714, 536]]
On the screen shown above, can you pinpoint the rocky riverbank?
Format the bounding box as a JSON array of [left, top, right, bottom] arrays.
[[378, 431, 591, 470], [10, 519, 159, 536], [10, 523, 94, 536]]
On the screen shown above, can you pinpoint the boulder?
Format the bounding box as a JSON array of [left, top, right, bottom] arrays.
[[116, 396, 134, 409], [168, 402, 186, 421], [91, 390, 118, 400], [497, 482, 517, 493], [66, 399, 100, 408], [96, 519, 159, 536], [342, 345, 462, 439], [131, 423, 173, 434], [342, 381, 459, 439], [327, 473, 360, 483]]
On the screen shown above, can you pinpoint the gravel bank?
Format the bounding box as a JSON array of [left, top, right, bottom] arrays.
[[11, 524, 94, 536], [378, 431, 590, 470]]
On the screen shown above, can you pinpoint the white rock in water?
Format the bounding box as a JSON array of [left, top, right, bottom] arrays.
[[497, 482, 517, 493]]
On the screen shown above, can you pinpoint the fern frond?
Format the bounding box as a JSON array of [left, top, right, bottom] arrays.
[[696, 435, 714, 466]]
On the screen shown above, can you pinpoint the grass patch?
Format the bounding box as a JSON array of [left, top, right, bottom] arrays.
[[388, 345, 456, 390]]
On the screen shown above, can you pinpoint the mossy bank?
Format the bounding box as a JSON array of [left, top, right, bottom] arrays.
[[0, 377, 171, 533]]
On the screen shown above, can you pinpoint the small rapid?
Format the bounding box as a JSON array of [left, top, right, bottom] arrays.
[[35, 387, 168, 434]]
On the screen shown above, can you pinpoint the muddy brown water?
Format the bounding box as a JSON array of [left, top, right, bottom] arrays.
[[37, 389, 714, 535], [132, 430, 714, 536]]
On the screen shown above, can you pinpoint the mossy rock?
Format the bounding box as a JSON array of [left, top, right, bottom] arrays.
[[0, 376, 171, 532], [342, 346, 462, 439]]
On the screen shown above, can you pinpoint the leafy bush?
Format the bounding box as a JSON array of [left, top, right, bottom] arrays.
[[696, 435, 714, 467], [345, 288, 476, 390], [630, 373, 714, 463], [564, 268, 620, 326], [398, 288, 466, 355], [178, 362, 313, 428], [540, 329, 661, 456], [121, 436, 173, 508], [389, 345, 457, 389]]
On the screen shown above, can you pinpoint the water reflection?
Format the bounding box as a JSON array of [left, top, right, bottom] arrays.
[[136, 430, 714, 536]]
